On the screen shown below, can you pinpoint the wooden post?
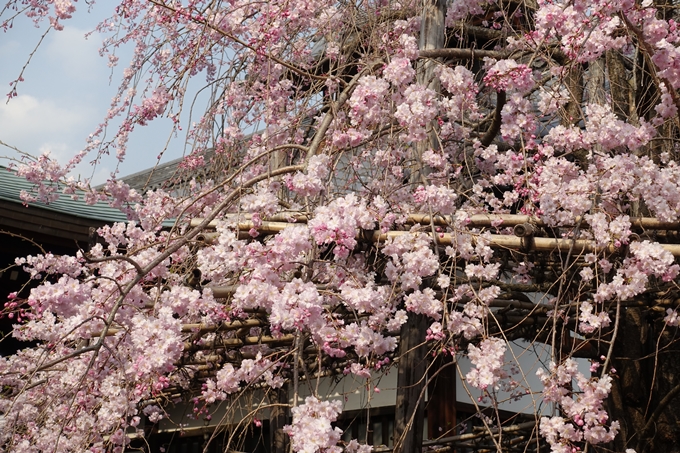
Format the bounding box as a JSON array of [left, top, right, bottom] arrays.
[[393, 312, 428, 453], [393, 0, 446, 449], [269, 384, 289, 453], [427, 355, 457, 440]]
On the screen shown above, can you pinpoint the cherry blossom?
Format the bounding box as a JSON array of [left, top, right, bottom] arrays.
[[283, 397, 344, 453], [5, 0, 680, 451], [538, 359, 620, 451], [466, 337, 511, 391]]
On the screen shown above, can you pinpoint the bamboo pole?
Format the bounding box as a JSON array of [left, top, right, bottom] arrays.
[[184, 334, 296, 351], [191, 218, 680, 256], [367, 230, 680, 256], [94, 318, 264, 337], [190, 213, 680, 231]]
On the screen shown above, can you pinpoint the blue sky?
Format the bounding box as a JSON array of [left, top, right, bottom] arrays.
[[0, 5, 189, 185]]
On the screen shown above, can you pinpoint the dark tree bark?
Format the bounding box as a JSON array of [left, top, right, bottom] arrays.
[[605, 308, 680, 453], [606, 50, 633, 122]]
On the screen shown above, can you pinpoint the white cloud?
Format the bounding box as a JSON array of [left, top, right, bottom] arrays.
[[0, 94, 87, 169], [45, 26, 109, 82], [0, 19, 187, 185]]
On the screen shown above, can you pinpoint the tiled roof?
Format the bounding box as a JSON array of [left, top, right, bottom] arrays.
[[0, 166, 129, 223], [115, 158, 186, 193], [111, 148, 218, 194]]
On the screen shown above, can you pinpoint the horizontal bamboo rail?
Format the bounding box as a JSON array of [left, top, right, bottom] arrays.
[[95, 318, 264, 337], [184, 334, 296, 351], [192, 219, 680, 257], [190, 213, 680, 230]]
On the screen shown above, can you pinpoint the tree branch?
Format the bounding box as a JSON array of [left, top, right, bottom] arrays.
[[419, 48, 509, 60], [480, 90, 506, 146]]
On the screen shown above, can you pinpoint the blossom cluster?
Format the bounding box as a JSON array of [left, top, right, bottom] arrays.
[[309, 194, 375, 259], [466, 337, 511, 391], [382, 232, 439, 291], [538, 359, 620, 451], [202, 353, 284, 403], [483, 59, 535, 94], [287, 154, 331, 197], [283, 397, 344, 453]]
